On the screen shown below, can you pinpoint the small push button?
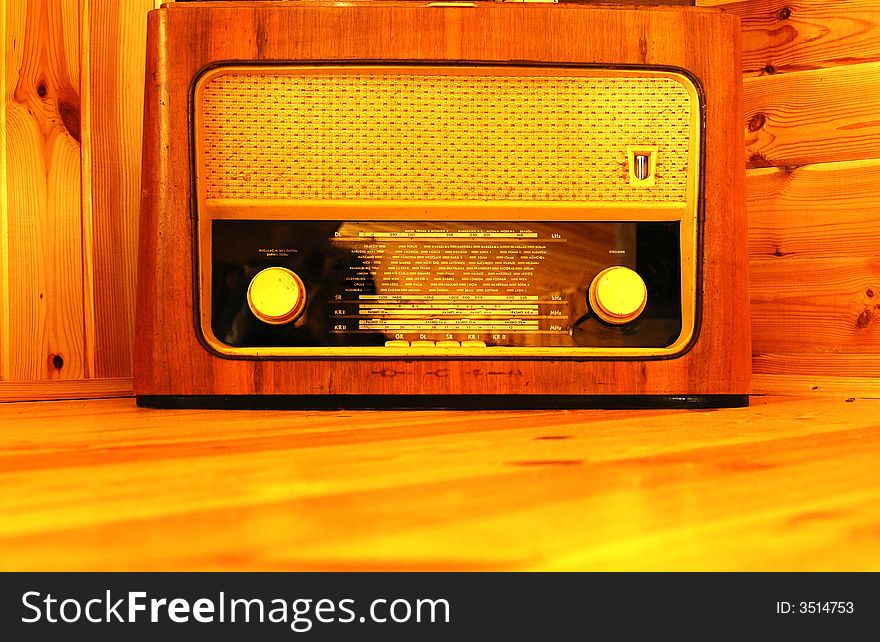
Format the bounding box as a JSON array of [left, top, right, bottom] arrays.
[[436, 340, 461, 348], [461, 340, 487, 348], [384, 340, 410, 347], [411, 340, 436, 348]]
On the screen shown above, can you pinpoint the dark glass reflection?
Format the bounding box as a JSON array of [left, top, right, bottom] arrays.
[[209, 220, 682, 349]]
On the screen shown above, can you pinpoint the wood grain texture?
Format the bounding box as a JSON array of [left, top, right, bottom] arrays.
[[747, 159, 880, 379], [697, 0, 880, 76], [750, 256, 880, 355], [753, 354, 880, 380], [724, 0, 880, 391], [747, 159, 880, 260], [750, 256, 880, 377], [0, 395, 877, 570], [744, 62, 880, 169], [84, 0, 156, 378], [0, 0, 8, 379], [1, 0, 86, 382], [1, 0, 158, 397], [3, 0, 874, 400], [0, 377, 132, 401], [136, 3, 750, 399], [754, 374, 880, 397]]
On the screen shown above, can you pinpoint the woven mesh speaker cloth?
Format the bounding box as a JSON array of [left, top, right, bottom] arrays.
[[198, 69, 695, 202]]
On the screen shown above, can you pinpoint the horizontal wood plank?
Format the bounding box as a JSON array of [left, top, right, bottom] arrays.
[[0, 377, 132, 402], [747, 159, 880, 259], [750, 256, 880, 355], [753, 374, 880, 397], [753, 354, 880, 380], [744, 62, 880, 168], [697, 0, 880, 75], [0, 396, 877, 570]]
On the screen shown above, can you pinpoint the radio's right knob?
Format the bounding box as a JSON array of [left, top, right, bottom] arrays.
[[588, 266, 647, 325], [247, 267, 307, 325]]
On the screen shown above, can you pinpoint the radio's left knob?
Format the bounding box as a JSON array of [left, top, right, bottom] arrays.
[[247, 267, 307, 325]]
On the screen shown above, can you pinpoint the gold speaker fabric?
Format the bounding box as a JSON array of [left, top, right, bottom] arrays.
[[196, 66, 696, 203]]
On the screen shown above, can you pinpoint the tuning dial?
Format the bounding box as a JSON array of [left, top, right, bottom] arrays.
[[588, 266, 647, 325], [247, 267, 306, 325]]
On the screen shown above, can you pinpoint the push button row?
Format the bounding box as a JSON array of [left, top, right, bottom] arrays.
[[384, 340, 487, 348]]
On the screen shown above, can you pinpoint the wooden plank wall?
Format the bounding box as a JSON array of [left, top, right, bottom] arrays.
[[2, 0, 878, 400], [1, 0, 158, 400], [697, 0, 880, 395]]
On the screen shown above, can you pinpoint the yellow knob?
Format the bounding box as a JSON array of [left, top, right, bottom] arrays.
[[246, 267, 306, 325], [588, 266, 647, 325]]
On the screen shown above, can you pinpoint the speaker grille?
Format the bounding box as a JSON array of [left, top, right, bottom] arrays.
[[197, 68, 696, 202]]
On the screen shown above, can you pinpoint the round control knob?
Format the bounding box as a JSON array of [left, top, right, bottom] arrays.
[[246, 267, 306, 325], [588, 266, 647, 325]]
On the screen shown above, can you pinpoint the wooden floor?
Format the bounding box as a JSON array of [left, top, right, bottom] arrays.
[[1, 395, 878, 571]]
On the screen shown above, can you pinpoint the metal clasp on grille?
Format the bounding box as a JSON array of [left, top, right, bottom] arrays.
[[627, 146, 658, 187]]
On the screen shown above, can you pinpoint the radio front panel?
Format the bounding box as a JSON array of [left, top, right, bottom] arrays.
[[192, 64, 702, 359], [208, 219, 685, 356]]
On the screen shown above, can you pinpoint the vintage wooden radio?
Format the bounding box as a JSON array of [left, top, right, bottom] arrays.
[[135, 1, 750, 408]]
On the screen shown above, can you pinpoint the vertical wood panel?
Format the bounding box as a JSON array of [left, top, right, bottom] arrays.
[[79, 0, 95, 379], [2, 0, 85, 382], [1, 0, 159, 398], [0, 0, 10, 379], [85, 0, 156, 378]]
